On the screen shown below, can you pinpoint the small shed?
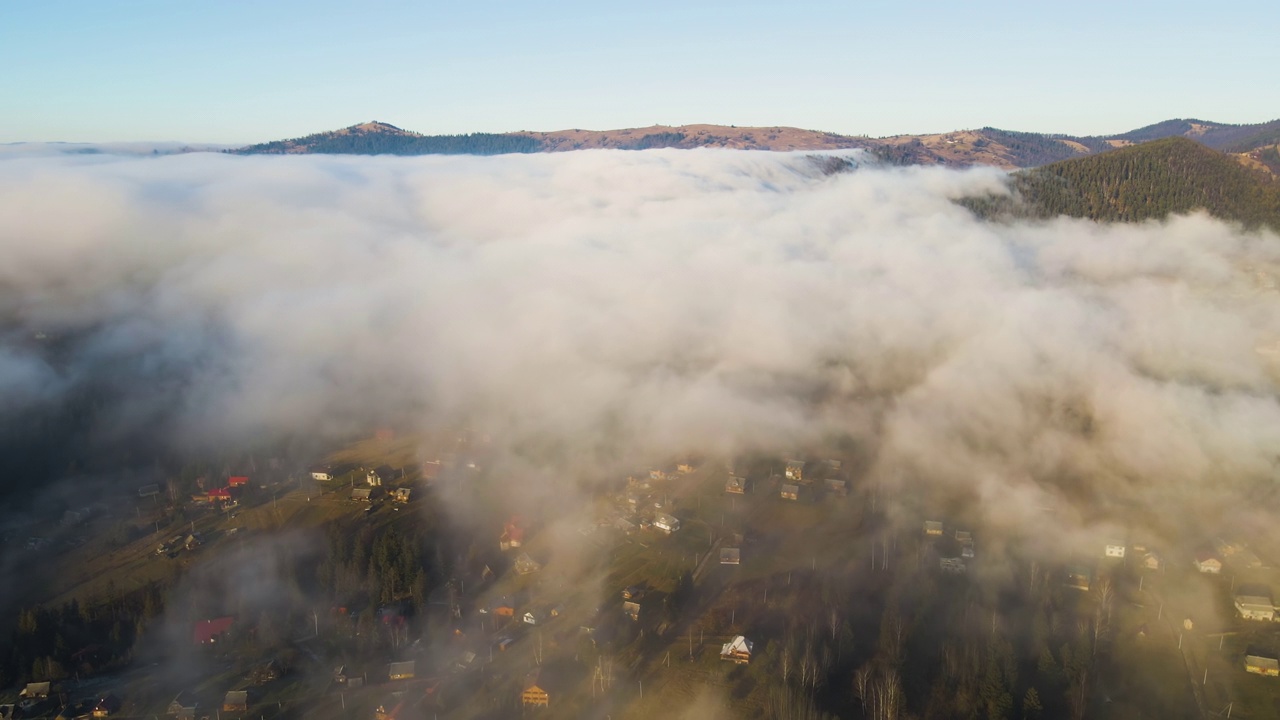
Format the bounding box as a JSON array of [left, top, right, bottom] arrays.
[[1245, 654, 1280, 676], [222, 690, 248, 712], [388, 660, 416, 681], [623, 601, 641, 621]]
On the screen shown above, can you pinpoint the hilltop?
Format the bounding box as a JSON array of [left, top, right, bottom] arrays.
[[231, 117, 1280, 169], [960, 136, 1280, 229]]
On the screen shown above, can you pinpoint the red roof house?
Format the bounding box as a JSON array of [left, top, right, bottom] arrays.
[[228, 476, 249, 487], [207, 487, 233, 501], [193, 616, 234, 644]]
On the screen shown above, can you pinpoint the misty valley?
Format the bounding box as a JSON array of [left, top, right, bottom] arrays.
[[2, 149, 1280, 720]]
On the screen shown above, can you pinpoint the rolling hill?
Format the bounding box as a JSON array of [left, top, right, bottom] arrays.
[[959, 137, 1280, 230], [231, 118, 1280, 170]]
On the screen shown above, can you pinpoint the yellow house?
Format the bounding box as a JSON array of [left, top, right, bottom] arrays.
[[522, 670, 549, 708]]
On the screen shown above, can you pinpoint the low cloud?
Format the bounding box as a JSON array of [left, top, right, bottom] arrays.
[[1, 148, 1278, 552]]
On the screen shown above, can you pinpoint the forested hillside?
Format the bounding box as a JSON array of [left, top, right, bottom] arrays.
[[232, 122, 542, 156], [961, 137, 1280, 230]]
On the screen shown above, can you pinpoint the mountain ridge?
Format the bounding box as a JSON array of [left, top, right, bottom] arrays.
[[231, 117, 1280, 170]]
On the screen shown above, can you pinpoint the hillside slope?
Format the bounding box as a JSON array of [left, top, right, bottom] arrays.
[[961, 137, 1280, 229]]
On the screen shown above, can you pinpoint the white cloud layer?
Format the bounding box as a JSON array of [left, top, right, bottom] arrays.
[[2, 148, 1278, 553]]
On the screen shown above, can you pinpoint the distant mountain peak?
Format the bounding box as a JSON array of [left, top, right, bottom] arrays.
[[346, 121, 411, 134]]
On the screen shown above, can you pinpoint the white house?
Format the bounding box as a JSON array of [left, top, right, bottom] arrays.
[[654, 513, 680, 534], [720, 636, 753, 664], [1104, 544, 1126, 559]]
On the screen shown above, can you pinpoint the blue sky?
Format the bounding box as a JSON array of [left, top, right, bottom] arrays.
[[2, 0, 1276, 143]]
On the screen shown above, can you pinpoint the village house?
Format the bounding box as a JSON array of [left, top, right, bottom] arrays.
[[1246, 654, 1280, 676], [1064, 565, 1093, 592], [310, 465, 333, 481], [1104, 543, 1126, 559], [824, 478, 847, 496], [388, 660, 415, 681], [351, 486, 372, 501], [780, 484, 799, 501], [222, 690, 248, 712], [513, 552, 541, 575], [228, 476, 249, 488], [91, 694, 121, 718], [374, 693, 404, 720], [784, 460, 805, 482], [649, 468, 668, 481], [940, 557, 966, 574], [391, 488, 411, 503], [523, 609, 543, 626], [1234, 591, 1276, 621], [654, 513, 680, 533], [192, 617, 234, 645], [923, 520, 943, 536], [206, 487, 233, 503], [623, 600, 641, 622], [167, 692, 197, 719], [677, 461, 696, 474], [19, 682, 50, 699], [725, 476, 746, 494], [1141, 550, 1162, 571], [1194, 552, 1223, 574], [720, 548, 741, 565], [522, 670, 550, 708], [500, 518, 525, 550], [720, 635, 753, 664], [623, 585, 645, 601]]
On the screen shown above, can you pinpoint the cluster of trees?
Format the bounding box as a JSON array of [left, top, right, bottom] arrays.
[[3, 584, 165, 688], [976, 128, 1110, 168], [620, 132, 687, 150], [961, 137, 1280, 230], [315, 523, 430, 611], [235, 132, 544, 156]]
